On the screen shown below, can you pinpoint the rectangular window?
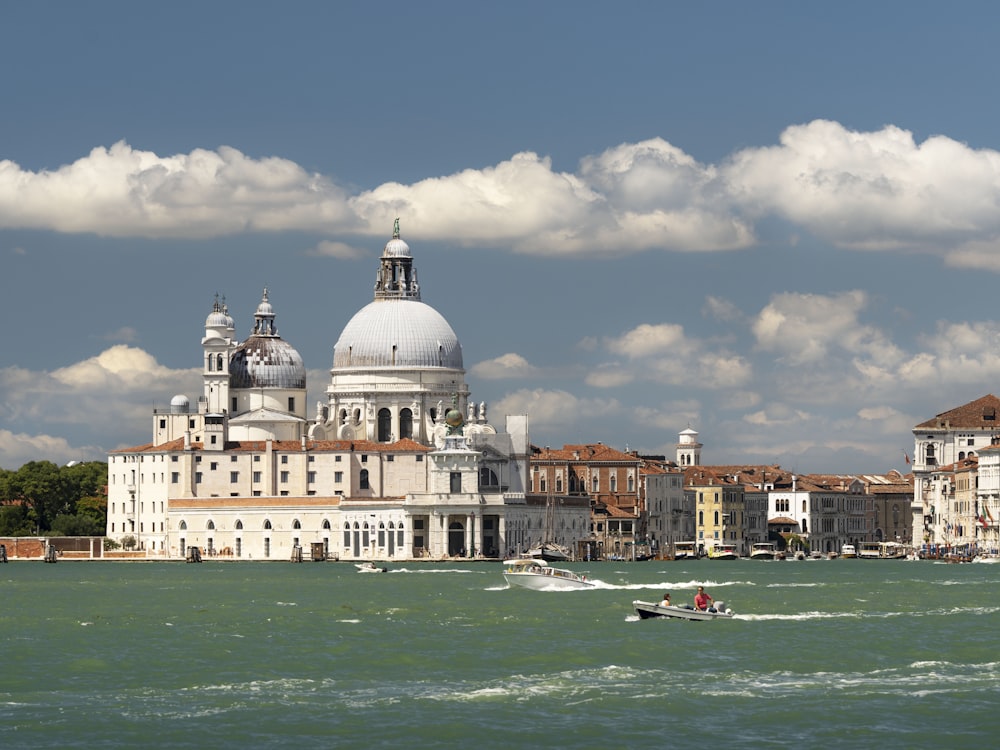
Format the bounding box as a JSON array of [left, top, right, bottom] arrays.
[[253, 471, 262, 483], [231, 455, 238, 462], [387, 455, 394, 462], [210, 462, 218, 471], [450, 472, 462, 493], [307, 471, 316, 483], [308, 455, 315, 463], [172, 456, 178, 462], [281, 455, 288, 464], [416, 455, 423, 462], [361, 455, 368, 463], [280, 471, 290, 483], [189, 419, 196, 429], [335, 472, 343, 483], [230, 472, 239, 483], [335, 455, 342, 462], [159, 419, 166, 429], [288, 397, 295, 412], [195, 456, 202, 463], [254, 455, 261, 462], [171, 472, 179, 483], [231, 397, 237, 412], [210, 435, 217, 445], [195, 472, 202, 484]]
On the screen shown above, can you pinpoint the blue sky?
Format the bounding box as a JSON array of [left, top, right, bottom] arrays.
[[4, 1, 1000, 473]]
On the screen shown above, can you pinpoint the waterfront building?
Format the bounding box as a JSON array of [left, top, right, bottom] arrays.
[[684, 469, 744, 555], [911, 394, 1000, 549], [640, 462, 691, 557], [106, 223, 591, 561], [529, 443, 641, 559]]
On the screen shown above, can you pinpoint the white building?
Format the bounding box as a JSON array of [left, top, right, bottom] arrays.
[[911, 394, 1000, 550], [106, 222, 587, 561]]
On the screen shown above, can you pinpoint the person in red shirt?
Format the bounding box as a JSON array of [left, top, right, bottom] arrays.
[[694, 585, 714, 611]]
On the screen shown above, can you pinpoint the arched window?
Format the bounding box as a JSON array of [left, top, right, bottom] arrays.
[[207, 520, 215, 530], [235, 520, 243, 530], [399, 408, 413, 440], [628, 476, 634, 492], [263, 519, 272, 530], [698, 510, 704, 525], [714, 511, 719, 525], [360, 469, 370, 490], [378, 408, 392, 442], [322, 519, 331, 530], [292, 519, 301, 530], [216, 354, 223, 371], [179, 520, 187, 531], [610, 475, 617, 492], [479, 467, 499, 488]]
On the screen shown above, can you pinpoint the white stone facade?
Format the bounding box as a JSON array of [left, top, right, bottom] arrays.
[[105, 224, 583, 561]]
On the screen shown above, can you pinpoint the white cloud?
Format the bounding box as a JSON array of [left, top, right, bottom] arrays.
[[0, 429, 98, 470], [752, 290, 901, 366], [8, 123, 1000, 263], [493, 388, 621, 429], [309, 240, 366, 259], [724, 119, 1000, 254], [470, 353, 539, 380], [0, 142, 353, 238]]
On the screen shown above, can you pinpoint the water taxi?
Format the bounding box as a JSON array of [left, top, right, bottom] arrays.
[[502, 558, 594, 590]]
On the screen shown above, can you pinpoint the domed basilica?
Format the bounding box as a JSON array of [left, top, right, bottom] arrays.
[[106, 223, 589, 561]]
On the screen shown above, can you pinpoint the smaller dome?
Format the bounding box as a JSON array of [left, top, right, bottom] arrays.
[[383, 237, 411, 258], [230, 337, 306, 389], [205, 297, 234, 329], [170, 394, 190, 413]]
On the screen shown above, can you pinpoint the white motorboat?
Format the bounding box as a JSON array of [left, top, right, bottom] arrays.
[[633, 600, 735, 621], [355, 561, 387, 573], [503, 558, 594, 590], [840, 544, 857, 559], [749, 542, 777, 560], [672, 541, 700, 560], [708, 543, 739, 560]]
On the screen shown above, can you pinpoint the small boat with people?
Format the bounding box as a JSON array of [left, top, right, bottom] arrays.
[[503, 558, 595, 590], [632, 599, 734, 621], [355, 561, 387, 573], [749, 542, 777, 560]]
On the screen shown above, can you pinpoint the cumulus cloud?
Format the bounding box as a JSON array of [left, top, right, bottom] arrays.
[[470, 353, 540, 380], [598, 322, 752, 389], [7, 122, 1000, 264], [0, 346, 200, 467], [493, 388, 621, 429], [752, 290, 901, 366], [0, 142, 354, 238], [724, 119, 1000, 255]]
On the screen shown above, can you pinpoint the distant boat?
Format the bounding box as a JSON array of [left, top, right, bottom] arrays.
[[355, 561, 387, 573], [708, 543, 739, 560], [672, 541, 700, 561], [840, 544, 857, 559], [749, 542, 777, 560]]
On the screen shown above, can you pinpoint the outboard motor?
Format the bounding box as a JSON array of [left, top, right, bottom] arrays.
[[715, 600, 727, 613]]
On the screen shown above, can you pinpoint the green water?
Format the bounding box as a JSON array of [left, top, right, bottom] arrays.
[[1, 559, 998, 748]]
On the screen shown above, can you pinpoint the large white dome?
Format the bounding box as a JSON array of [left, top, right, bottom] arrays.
[[333, 299, 463, 369]]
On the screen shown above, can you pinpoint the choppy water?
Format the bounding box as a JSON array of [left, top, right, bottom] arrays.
[[1, 559, 998, 748]]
